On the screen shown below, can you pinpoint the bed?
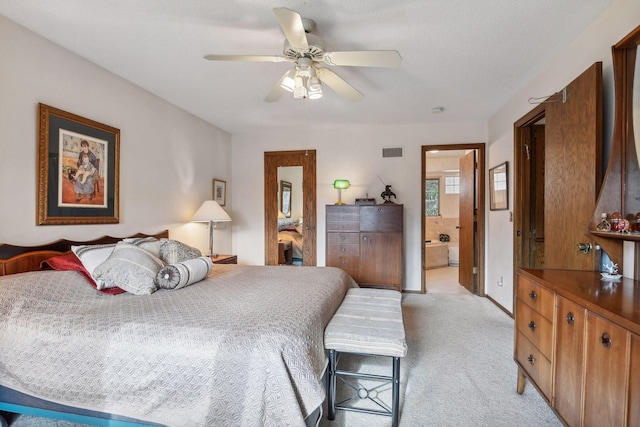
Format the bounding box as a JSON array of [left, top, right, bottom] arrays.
[[0, 231, 355, 427], [278, 224, 304, 264]]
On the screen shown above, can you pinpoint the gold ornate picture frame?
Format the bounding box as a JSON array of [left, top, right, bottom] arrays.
[[37, 103, 120, 225]]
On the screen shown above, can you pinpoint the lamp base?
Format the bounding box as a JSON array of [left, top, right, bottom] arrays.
[[335, 201, 346, 205]]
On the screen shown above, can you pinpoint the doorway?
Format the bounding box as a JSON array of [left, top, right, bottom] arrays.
[[264, 150, 317, 266], [421, 144, 485, 295]]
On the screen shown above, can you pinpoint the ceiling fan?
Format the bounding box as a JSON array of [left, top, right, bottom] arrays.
[[203, 7, 402, 102]]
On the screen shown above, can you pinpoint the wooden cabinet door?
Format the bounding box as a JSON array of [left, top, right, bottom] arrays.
[[553, 296, 586, 427], [583, 313, 628, 427], [359, 232, 402, 289], [628, 333, 640, 426]]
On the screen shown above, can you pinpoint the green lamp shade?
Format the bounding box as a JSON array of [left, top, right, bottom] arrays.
[[333, 179, 351, 189]]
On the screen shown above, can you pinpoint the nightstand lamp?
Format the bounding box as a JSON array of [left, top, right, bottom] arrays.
[[333, 179, 350, 205], [191, 200, 232, 257]]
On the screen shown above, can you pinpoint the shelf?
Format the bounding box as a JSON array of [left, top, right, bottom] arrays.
[[590, 231, 640, 242]]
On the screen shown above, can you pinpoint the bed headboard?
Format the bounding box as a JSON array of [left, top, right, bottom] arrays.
[[0, 230, 169, 276]]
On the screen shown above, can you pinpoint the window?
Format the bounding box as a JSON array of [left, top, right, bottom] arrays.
[[445, 176, 460, 194], [425, 178, 440, 216]]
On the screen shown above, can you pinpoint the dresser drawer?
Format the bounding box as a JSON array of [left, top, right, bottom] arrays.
[[327, 221, 360, 232], [516, 332, 551, 399], [327, 232, 360, 245], [327, 255, 360, 278], [517, 276, 554, 321], [516, 300, 553, 358], [327, 243, 360, 257], [326, 205, 360, 222]]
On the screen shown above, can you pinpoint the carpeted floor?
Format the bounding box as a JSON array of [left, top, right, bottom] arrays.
[[2, 269, 561, 427]]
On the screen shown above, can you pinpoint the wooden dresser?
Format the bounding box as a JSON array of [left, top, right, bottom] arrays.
[[515, 268, 640, 426], [326, 204, 403, 291]]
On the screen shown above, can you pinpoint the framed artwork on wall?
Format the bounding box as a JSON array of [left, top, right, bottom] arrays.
[[489, 161, 508, 211], [37, 103, 120, 225], [213, 179, 226, 206]]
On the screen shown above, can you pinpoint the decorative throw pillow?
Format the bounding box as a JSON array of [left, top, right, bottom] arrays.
[[159, 238, 202, 264], [122, 236, 161, 258], [40, 253, 126, 295], [92, 241, 165, 295], [71, 243, 116, 286], [156, 256, 213, 290]]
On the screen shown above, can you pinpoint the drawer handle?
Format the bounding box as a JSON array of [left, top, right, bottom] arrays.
[[566, 312, 574, 325], [363, 236, 368, 241], [527, 354, 535, 365], [340, 247, 346, 253], [601, 332, 612, 349], [340, 235, 346, 240], [529, 291, 537, 301], [378, 208, 383, 213], [528, 321, 536, 331]]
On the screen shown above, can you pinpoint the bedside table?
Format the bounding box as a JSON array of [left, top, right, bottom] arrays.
[[278, 241, 293, 265], [210, 254, 237, 264]]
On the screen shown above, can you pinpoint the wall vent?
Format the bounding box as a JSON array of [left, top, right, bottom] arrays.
[[382, 147, 403, 158]]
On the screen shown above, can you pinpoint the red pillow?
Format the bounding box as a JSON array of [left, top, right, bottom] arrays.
[[40, 252, 126, 295]]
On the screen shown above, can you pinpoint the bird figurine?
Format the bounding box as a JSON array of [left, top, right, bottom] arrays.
[[381, 185, 397, 204]]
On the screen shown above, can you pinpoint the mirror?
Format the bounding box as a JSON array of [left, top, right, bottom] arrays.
[[280, 180, 292, 218]]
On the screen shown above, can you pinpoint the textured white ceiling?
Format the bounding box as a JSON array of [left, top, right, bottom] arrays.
[[0, 0, 613, 134]]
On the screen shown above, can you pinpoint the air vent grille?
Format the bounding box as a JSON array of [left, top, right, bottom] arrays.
[[382, 147, 403, 158]]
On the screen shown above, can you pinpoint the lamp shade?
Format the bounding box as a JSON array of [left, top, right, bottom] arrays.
[[333, 179, 351, 190], [191, 200, 232, 223]]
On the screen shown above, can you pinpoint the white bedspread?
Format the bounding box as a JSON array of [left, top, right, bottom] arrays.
[[0, 265, 355, 426]]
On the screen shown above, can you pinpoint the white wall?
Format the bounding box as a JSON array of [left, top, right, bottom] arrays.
[[231, 122, 487, 292], [0, 16, 233, 255], [485, 0, 640, 312]]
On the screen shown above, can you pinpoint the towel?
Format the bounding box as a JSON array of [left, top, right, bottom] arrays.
[[156, 256, 213, 290]]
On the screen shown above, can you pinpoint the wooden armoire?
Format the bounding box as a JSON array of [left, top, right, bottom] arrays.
[[326, 204, 403, 291]]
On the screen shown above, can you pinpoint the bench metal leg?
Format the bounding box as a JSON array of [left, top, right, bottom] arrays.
[[392, 356, 400, 427], [327, 349, 337, 420]]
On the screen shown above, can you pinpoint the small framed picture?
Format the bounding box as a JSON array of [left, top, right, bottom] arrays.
[[489, 162, 508, 211], [213, 179, 226, 206]]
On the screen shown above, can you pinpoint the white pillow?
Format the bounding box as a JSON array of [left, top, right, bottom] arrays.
[[92, 241, 165, 295], [72, 237, 161, 289], [159, 238, 202, 264]]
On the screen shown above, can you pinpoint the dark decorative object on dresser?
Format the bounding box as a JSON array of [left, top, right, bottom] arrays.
[[210, 254, 237, 264], [326, 204, 403, 291]]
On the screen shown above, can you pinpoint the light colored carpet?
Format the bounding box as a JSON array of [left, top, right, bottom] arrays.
[[3, 272, 561, 427]]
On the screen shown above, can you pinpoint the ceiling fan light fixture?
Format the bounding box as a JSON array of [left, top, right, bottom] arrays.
[[281, 75, 295, 92]]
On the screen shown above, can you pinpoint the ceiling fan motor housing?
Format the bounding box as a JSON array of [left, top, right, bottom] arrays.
[[283, 33, 326, 62]]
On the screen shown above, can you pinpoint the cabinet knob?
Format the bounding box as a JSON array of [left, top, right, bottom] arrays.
[[566, 312, 574, 325], [529, 291, 537, 301], [363, 236, 368, 241], [340, 235, 346, 240], [527, 354, 535, 365], [528, 321, 536, 331], [601, 332, 612, 349]]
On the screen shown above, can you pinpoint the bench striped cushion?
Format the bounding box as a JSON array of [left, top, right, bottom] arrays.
[[324, 287, 407, 358]]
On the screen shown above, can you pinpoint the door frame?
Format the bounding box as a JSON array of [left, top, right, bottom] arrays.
[[421, 143, 486, 295], [264, 150, 317, 266]]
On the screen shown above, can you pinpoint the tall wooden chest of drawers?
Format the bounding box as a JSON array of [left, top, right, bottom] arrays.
[[326, 204, 403, 291]]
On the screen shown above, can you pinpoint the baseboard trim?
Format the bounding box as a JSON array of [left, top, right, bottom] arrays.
[[485, 294, 513, 318]]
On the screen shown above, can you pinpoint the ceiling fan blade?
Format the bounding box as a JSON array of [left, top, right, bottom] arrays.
[[323, 50, 402, 68], [204, 54, 286, 63], [264, 70, 292, 102], [316, 68, 363, 102], [273, 7, 309, 50]]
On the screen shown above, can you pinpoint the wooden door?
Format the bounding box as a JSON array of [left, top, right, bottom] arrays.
[[459, 151, 476, 293], [553, 296, 586, 426], [542, 63, 603, 270], [264, 150, 317, 266]]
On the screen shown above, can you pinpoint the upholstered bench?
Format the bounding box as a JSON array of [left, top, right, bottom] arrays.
[[324, 287, 407, 427]]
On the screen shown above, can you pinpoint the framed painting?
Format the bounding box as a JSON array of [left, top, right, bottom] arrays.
[[37, 104, 120, 225], [213, 179, 226, 206], [489, 161, 508, 211]]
